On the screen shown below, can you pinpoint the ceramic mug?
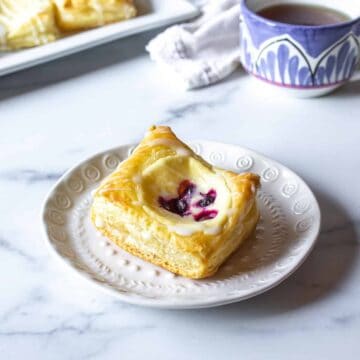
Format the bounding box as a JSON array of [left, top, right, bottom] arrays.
[[240, 0, 360, 97]]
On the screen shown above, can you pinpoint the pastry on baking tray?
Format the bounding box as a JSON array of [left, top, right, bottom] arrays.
[[0, 0, 59, 50], [54, 0, 137, 31], [91, 126, 260, 279]]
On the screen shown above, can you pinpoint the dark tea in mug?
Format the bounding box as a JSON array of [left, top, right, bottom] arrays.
[[257, 4, 350, 26]]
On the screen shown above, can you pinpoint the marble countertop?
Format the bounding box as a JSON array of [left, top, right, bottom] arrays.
[[1, 25, 360, 360]]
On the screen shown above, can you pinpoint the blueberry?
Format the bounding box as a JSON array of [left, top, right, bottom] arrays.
[[197, 189, 216, 208], [159, 197, 188, 216], [159, 181, 217, 220], [173, 199, 188, 215], [194, 209, 218, 222], [178, 180, 196, 199]]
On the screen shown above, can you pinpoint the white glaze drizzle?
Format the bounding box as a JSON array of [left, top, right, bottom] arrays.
[[203, 226, 222, 235], [168, 225, 196, 236], [175, 147, 191, 156], [168, 223, 223, 237]]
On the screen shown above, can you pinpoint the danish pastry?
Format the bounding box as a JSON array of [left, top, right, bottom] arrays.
[[54, 0, 137, 31], [91, 126, 260, 279], [0, 0, 137, 50], [0, 0, 58, 50]]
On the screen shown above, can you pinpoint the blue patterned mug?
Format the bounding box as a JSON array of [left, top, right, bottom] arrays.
[[240, 0, 360, 97]]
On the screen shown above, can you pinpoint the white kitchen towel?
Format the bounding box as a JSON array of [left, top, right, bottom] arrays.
[[146, 0, 241, 90]]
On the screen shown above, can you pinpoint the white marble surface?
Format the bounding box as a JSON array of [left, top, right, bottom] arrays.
[[1, 25, 360, 359]]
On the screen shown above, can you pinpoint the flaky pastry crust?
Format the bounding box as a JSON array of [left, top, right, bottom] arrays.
[[91, 126, 260, 279]]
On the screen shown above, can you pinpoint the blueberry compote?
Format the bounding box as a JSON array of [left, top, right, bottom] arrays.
[[158, 180, 218, 222]]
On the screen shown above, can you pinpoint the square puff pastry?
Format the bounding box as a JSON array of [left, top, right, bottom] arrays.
[[91, 126, 260, 279], [0, 0, 59, 50], [54, 0, 136, 31]]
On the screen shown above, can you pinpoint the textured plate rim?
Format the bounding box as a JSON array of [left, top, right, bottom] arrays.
[[41, 141, 321, 309]]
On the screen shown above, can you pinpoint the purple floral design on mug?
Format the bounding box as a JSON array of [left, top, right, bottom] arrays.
[[240, 0, 360, 90]]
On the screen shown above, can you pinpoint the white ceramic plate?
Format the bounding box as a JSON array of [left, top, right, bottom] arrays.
[[0, 0, 199, 77], [42, 141, 321, 309]]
